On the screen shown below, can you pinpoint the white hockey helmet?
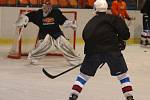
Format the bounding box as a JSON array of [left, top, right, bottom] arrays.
[[42, 0, 52, 13], [94, 0, 108, 12]]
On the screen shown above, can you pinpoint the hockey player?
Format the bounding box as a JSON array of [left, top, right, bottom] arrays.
[[111, 0, 119, 16], [118, 0, 131, 20], [140, 0, 150, 46], [111, 0, 131, 20], [68, 0, 134, 100], [15, 1, 81, 66], [141, 0, 150, 17]]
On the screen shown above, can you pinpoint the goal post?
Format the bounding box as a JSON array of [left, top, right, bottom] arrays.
[[8, 9, 77, 59]]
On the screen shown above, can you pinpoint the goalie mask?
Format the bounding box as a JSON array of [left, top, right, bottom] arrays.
[[93, 0, 108, 13], [42, 1, 52, 16]]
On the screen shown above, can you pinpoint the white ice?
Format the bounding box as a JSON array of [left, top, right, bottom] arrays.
[[0, 44, 150, 100]]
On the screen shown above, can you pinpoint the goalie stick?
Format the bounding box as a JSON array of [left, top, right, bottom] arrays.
[[8, 27, 24, 55], [42, 63, 82, 79]]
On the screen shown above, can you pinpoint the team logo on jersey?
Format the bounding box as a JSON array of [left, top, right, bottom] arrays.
[[42, 17, 55, 25]]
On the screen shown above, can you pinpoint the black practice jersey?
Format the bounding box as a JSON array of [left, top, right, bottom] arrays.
[[26, 8, 67, 39], [141, 0, 150, 16], [82, 12, 130, 54]]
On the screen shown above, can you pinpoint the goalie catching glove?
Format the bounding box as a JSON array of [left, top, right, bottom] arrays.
[[63, 20, 77, 31], [15, 14, 29, 27]]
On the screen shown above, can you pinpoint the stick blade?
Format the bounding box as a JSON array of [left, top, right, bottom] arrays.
[[42, 68, 56, 79]]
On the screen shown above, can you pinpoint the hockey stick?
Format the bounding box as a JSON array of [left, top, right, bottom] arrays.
[[42, 63, 82, 79], [17, 27, 24, 41], [9, 27, 24, 54], [9, 5, 29, 55], [42, 62, 105, 79]]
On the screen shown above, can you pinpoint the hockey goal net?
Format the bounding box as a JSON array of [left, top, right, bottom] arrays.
[[8, 9, 77, 59]]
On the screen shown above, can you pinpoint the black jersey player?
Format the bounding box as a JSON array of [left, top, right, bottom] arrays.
[[68, 0, 134, 100], [141, 0, 150, 17], [140, 0, 150, 46], [15, 1, 81, 65]]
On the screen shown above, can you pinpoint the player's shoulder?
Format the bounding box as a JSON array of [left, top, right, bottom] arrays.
[[37, 9, 43, 13], [51, 7, 62, 13], [106, 13, 120, 19], [28, 9, 42, 14], [99, 13, 123, 24]]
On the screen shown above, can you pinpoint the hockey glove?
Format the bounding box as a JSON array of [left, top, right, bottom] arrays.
[[119, 40, 126, 50], [63, 20, 77, 31], [15, 14, 29, 28]]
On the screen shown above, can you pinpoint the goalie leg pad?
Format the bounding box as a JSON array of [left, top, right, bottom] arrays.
[[28, 34, 52, 59], [54, 35, 82, 66], [29, 44, 51, 59]]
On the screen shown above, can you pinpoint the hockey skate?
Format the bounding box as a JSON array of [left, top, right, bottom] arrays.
[[126, 96, 134, 100], [29, 59, 39, 65], [69, 94, 78, 100], [28, 58, 39, 65], [27, 53, 39, 65]]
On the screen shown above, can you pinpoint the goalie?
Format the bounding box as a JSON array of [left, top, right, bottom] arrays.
[[15, 1, 81, 66], [111, 0, 133, 22]]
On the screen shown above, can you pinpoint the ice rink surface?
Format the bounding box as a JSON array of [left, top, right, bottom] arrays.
[[0, 44, 150, 100]]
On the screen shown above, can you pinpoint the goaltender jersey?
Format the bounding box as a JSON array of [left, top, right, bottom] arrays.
[[26, 8, 67, 39], [82, 12, 130, 54]]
